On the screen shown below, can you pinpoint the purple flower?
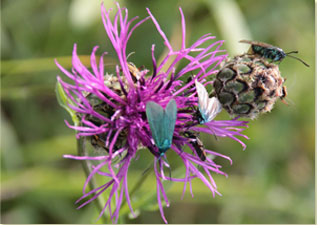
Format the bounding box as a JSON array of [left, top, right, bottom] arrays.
[[56, 2, 249, 224]]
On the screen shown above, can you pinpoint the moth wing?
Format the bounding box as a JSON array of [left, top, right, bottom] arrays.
[[206, 96, 222, 122], [195, 80, 209, 118], [163, 99, 177, 147], [146, 101, 166, 148], [239, 40, 275, 48]]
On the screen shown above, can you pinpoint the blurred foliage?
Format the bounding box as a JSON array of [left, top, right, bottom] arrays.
[[1, 0, 315, 224]]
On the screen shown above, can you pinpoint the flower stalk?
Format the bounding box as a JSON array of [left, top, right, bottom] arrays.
[[77, 137, 109, 223]]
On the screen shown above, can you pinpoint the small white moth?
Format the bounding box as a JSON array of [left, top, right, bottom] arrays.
[[195, 79, 222, 123]]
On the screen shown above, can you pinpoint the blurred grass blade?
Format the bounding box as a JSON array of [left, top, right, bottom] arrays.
[[205, 0, 252, 55], [1, 56, 116, 76], [1, 110, 24, 171], [55, 81, 79, 126], [1, 56, 89, 76]]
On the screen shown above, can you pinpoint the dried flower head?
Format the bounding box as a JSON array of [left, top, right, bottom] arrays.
[[56, 3, 249, 223], [214, 54, 286, 119]]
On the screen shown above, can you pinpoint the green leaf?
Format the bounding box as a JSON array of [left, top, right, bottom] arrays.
[[55, 81, 79, 126]]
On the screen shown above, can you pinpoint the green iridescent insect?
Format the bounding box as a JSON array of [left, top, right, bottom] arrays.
[[240, 40, 309, 67], [146, 99, 177, 157]]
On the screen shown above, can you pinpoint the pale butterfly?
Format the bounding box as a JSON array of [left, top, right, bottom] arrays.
[[195, 79, 222, 124]]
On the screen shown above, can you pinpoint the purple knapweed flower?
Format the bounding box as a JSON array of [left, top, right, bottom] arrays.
[[56, 2, 249, 224]]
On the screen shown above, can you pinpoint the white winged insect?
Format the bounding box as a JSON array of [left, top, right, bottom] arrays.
[[195, 79, 222, 124]]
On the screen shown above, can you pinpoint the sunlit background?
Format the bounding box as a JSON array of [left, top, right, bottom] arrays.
[[1, 0, 315, 224]]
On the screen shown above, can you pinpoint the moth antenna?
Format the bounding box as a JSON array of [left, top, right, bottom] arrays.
[[286, 96, 296, 106], [213, 133, 218, 141], [280, 98, 289, 106], [286, 54, 310, 67], [143, 152, 165, 176], [207, 125, 218, 141], [285, 50, 299, 55], [142, 161, 153, 176], [281, 95, 295, 107], [126, 52, 135, 59]]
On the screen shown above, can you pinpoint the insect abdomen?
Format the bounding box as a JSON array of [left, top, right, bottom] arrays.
[[252, 45, 284, 62]]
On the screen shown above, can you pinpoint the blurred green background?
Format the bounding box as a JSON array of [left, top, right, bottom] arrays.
[[1, 0, 315, 224]]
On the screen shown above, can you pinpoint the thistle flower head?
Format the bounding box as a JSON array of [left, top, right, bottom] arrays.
[[214, 53, 286, 119], [56, 3, 249, 223]]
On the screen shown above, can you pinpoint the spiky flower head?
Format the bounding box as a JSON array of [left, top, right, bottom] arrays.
[[56, 2, 249, 223], [213, 54, 286, 119]]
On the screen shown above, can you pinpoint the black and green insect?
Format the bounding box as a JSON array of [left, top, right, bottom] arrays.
[[240, 40, 309, 67]]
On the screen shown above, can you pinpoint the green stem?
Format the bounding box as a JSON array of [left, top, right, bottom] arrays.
[[130, 165, 153, 197], [119, 163, 153, 211], [77, 136, 109, 224]]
